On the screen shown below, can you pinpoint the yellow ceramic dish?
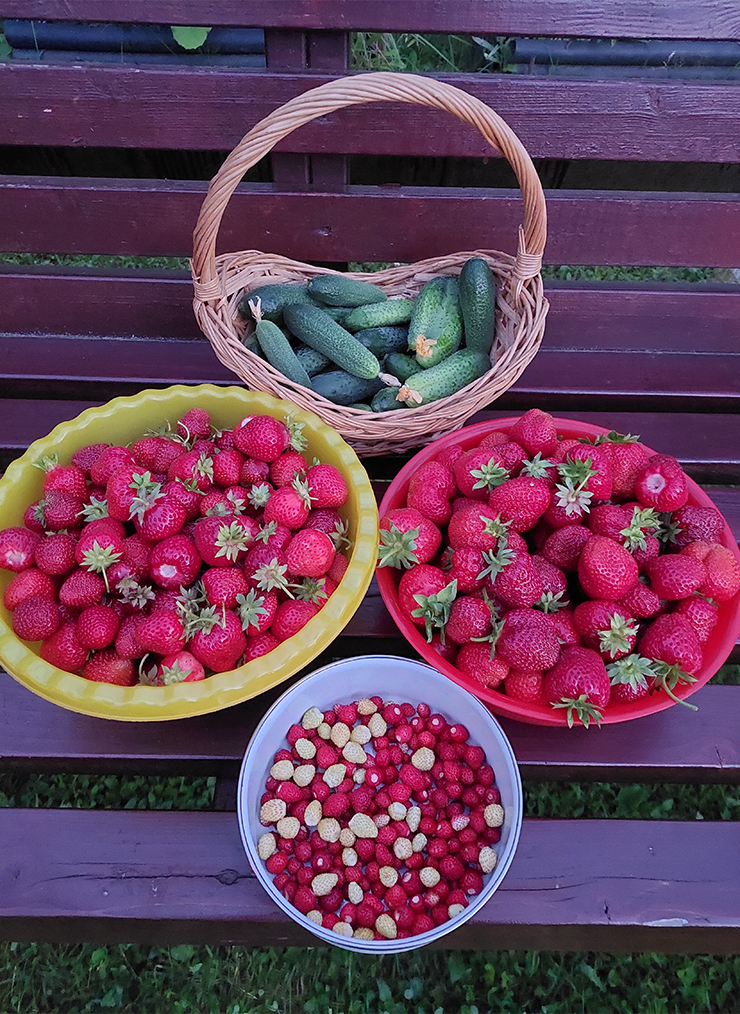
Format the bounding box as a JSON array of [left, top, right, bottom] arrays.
[[0, 385, 378, 721]]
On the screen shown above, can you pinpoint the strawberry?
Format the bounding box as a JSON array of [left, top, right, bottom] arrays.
[[634, 455, 688, 512], [446, 546, 486, 593], [378, 507, 441, 568], [35, 455, 88, 500], [23, 501, 47, 534], [233, 415, 290, 462], [304, 508, 342, 537], [595, 432, 650, 500], [453, 447, 508, 500], [148, 535, 202, 589], [397, 564, 455, 640], [151, 439, 185, 475], [177, 407, 211, 441], [406, 483, 453, 527], [246, 482, 274, 513], [696, 544, 740, 601], [106, 466, 163, 523], [33, 532, 76, 576], [530, 555, 568, 598], [639, 613, 703, 676], [3, 568, 57, 610], [618, 579, 664, 619], [162, 480, 202, 521], [211, 448, 246, 488], [114, 615, 146, 660], [573, 600, 638, 660], [444, 595, 493, 645], [270, 451, 309, 489], [72, 443, 110, 475], [202, 566, 249, 608], [447, 504, 513, 553], [263, 482, 312, 531], [409, 460, 457, 502], [72, 603, 119, 649], [89, 446, 138, 487], [83, 649, 137, 686], [40, 620, 88, 673], [42, 490, 83, 532], [492, 551, 544, 609], [578, 535, 639, 600], [271, 599, 319, 641], [167, 449, 215, 493], [245, 631, 280, 661], [305, 463, 349, 508], [493, 441, 528, 477], [508, 408, 558, 457], [504, 669, 545, 703], [131, 435, 170, 470], [136, 496, 187, 541], [194, 516, 256, 567], [630, 535, 661, 574], [286, 528, 335, 578], [12, 595, 62, 641], [255, 520, 293, 553], [240, 457, 271, 487], [155, 650, 206, 685], [647, 555, 705, 600], [435, 443, 467, 469], [243, 544, 290, 593], [495, 608, 561, 671], [75, 532, 124, 592], [544, 646, 611, 727], [455, 642, 509, 688], [541, 524, 589, 572], [487, 476, 551, 532], [0, 527, 40, 571], [588, 503, 633, 542], [59, 568, 106, 611], [198, 490, 235, 518], [236, 588, 278, 635], [429, 632, 458, 664], [107, 534, 151, 590], [326, 552, 348, 585], [548, 608, 581, 648], [606, 653, 654, 704], [668, 505, 724, 549], [137, 608, 186, 655], [558, 444, 613, 502], [188, 607, 246, 671]]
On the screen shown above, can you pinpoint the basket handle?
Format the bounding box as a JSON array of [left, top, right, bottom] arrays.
[[192, 71, 547, 303]]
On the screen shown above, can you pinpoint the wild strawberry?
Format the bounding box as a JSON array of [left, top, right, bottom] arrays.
[[446, 546, 485, 593], [669, 505, 724, 549], [504, 669, 545, 703], [263, 482, 312, 531], [194, 515, 256, 567], [447, 504, 511, 553], [89, 446, 137, 487], [136, 496, 187, 541], [167, 449, 215, 493], [578, 535, 639, 600], [455, 642, 509, 688], [148, 534, 202, 589], [40, 620, 88, 673], [618, 579, 664, 619], [492, 551, 544, 609], [695, 544, 740, 601], [75, 604, 121, 650], [606, 653, 654, 704], [137, 608, 186, 655], [634, 455, 688, 512], [271, 600, 320, 641], [596, 432, 650, 500], [72, 443, 110, 475], [453, 446, 508, 500], [236, 588, 277, 635], [59, 568, 106, 611], [245, 631, 280, 661], [285, 528, 335, 578], [508, 408, 558, 457], [487, 476, 551, 532], [639, 613, 703, 676], [0, 527, 40, 572], [378, 507, 441, 568], [541, 524, 589, 572], [673, 594, 718, 643], [177, 407, 211, 441], [647, 555, 705, 600], [233, 415, 290, 462], [188, 607, 246, 671], [12, 595, 62, 641], [83, 649, 137, 686], [544, 645, 611, 727], [496, 608, 561, 671], [270, 451, 308, 489], [202, 566, 249, 608], [444, 595, 492, 645], [572, 600, 638, 660], [42, 490, 83, 532], [305, 463, 349, 508], [3, 567, 57, 610], [398, 564, 456, 640]]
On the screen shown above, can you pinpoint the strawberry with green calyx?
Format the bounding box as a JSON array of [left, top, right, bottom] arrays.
[[263, 479, 312, 530], [561, 445, 612, 501], [168, 449, 215, 494], [618, 506, 664, 552], [188, 605, 246, 672], [106, 467, 164, 523], [453, 447, 508, 500], [535, 590, 570, 614], [236, 587, 276, 635], [194, 516, 256, 567], [398, 565, 456, 642], [673, 594, 718, 643], [548, 476, 595, 526], [447, 505, 513, 553], [198, 491, 234, 518], [34, 454, 88, 501], [487, 476, 551, 533], [444, 593, 494, 646], [606, 653, 655, 704], [520, 453, 556, 484], [79, 495, 109, 523], [247, 483, 274, 511], [651, 662, 699, 711], [251, 555, 294, 598], [23, 500, 47, 534], [137, 496, 187, 542], [578, 534, 639, 601], [153, 650, 206, 685], [476, 542, 516, 584], [496, 607, 561, 672], [638, 613, 704, 699], [293, 576, 335, 605], [378, 507, 441, 568], [202, 566, 249, 609], [544, 646, 611, 728], [286, 528, 335, 578], [255, 520, 292, 552], [634, 454, 688, 512], [594, 431, 650, 500], [455, 640, 509, 688], [270, 450, 309, 489], [233, 414, 291, 462], [115, 576, 157, 613], [77, 536, 124, 593], [588, 503, 633, 542], [573, 600, 638, 660]]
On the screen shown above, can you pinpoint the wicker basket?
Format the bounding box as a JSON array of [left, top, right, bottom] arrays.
[[191, 72, 549, 457]]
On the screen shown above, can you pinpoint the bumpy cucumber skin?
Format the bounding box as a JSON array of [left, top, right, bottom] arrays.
[[354, 326, 409, 359], [254, 319, 312, 389], [308, 274, 388, 308], [311, 371, 383, 406], [320, 305, 354, 323], [371, 387, 407, 412], [401, 350, 490, 406], [283, 304, 380, 380], [381, 352, 417, 384], [407, 276, 446, 351], [459, 257, 496, 355], [343, 298, 414, 332], [413, 276, 462, 369], [238, 283, 312, 322], [295, 345, 331, 377]]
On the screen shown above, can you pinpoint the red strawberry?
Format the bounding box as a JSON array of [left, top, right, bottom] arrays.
[[271, 599, 319, 641], [148, 535, 202, 589], [578, 535, 639, 600], [59, 569, 106, 611], [270, 451, 308, 489], [107, 534, 151, 590], [453, 447, 508, 500], [243, 545, 291, 594], [446, 546, 486, 594], [83, 650, 137, 686], [189, 608, 246, 671], [163, 479, 202, 521], [549, 608, 581, 648], [435, 444, 467, 469], [327, 552, 348, 585], [406, 483, 453, 527], [634, 455, 688, 512], [444, 595, 493, 645], [455, 642, 509, 689], [430, 632, 458, 664], [639, 613, 703, 676], [378, 507, 441, 568], [114, 615, 146, 660], [618, 579, 664, 619], [494, 441, 528, 477], [202, 566, 249, 608], [588, 503, 633, 542], [544, 646, 611, 727], [669, 505, 724, 549], [194, 516, 256, 567], [136, 496, 187, 541], [573, 600, 638, 660], [72, 443, 110, 475], [647, 555, 705, 600], [447, 504, 513, 553], [606, 653, 654, 704], [508, 409, 558, 457], [305, 463, 348, 508], [397, 564, 454, 640], [631, 535, 661, 574], [304, 508, 342, 537], [487, 476, 551, 532], [541, 524, 589, 572], [34, 532, 77, 576], [198, 490, 235, 518], [23, 500, 47, 534], [240, 457, 271, 487], [492, 552, 544, 609], [167, 449, 215, 493], [235, 588, 278, 635], [0, 527, 40, 572], [12, 595, 62, 641], [43, 490, 83, 532], [597, 433, 650, 500], [496, 608, 561, 671], [504, 669, 545, 703], [245, 631, 280, 661], [40, 621, 88, 673], [3, 568, 57, 610], [106, 466, 162, 523], [263, 483, 312, 531], [89, 445, 138, 487], [673, 594, 718, 643], [37, 456, 88, 500], [131, 435, 170, 470], [696, 544, 740, 601], [286, 528, 335, 578], [156, 650, 206, 685], [177, 407, 211, 441], [559, 443, 613, 502], [211, 448, 246, 488], [137, 608, 186, 655], [530, 555, 568, 598], [409, 460, 457, 502], [233, 415, 290, 462], [551, 438, 582, 464], [152, 439, 185, 475], [255, 521, 292, 554]]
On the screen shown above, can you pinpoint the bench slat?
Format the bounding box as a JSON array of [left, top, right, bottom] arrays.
[[2, 807, 738, 953], [2, 66, 740, 162], [3, 179, 740, 269], [2, 673, 739, 783], [2, 1, 739, 41]]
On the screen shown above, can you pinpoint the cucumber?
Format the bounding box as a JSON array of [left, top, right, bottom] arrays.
[[408, 276, 462, 369], [371, 387, 407, 413], [343, 299, 414, 332], [381, 352, 417, 384], [397, 350, 490, 407], [283, 303, 381, 380], [407, 277, 446, 350], [295, 346, 331, 377], [320, 305, 354, 323], [308, 274, 388, 308], [354, 326, 409, 359], [459, 257, 497, 355], [349, 402, 373, 411], [311, 371, 383, 406], [253, 316, 312, 389], [238, 283, 312, 322]]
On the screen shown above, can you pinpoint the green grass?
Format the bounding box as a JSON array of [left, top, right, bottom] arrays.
[[350, 33, 513, 74]]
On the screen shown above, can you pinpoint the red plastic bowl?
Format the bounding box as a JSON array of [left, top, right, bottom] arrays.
[[376, 416, 740, 726]]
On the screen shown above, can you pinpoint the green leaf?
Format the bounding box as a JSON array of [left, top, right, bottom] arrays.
[[376, 978, 392, 1004], [0, 33, 12, 60], [448, 951, 467, 983], [170, 944, 196, 962], [171, 26, 211, 50]]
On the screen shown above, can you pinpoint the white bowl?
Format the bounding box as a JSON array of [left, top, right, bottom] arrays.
[[237, 655, 523, 953]]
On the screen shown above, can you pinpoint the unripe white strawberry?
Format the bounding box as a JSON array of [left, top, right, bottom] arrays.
[[379, 866, 399, 888], [342, 741, 367, 764], [323, 763, 346, 788], [294, 737, 316, 760], [350, 724, 371, 745], [367, 713, 387, 738], [301, 706, 324, 730], [412, 747, 435, 771], [393, 837, 413, 861], [357, 698, 377, 715], [375, 914, 397, 939], [479, 846, 498, 874], [342, 847, 359, 867], [347, 882, 364, 905], [484, 803, 505, 828], [420, 866, 440, 888], [270, 759, 295, 781], [330, 722, 351, 748], [317, 817, 341, 842], [293, 764, 316, 787], [349, 812, 378, 838], [276, 815, 300, 839], [257, 833, 277, 860], [406, 806, 422, 833], [311, 872, 338, 897], [259, 798, 286, 824], [332, 921, 353, 937], [304, 800, 323, 827]]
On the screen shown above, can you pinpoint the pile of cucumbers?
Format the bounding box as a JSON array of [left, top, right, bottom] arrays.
[[237, 257, 496, 413]]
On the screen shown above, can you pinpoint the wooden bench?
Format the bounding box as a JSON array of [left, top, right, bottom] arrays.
[[1, 1, 739, 953]]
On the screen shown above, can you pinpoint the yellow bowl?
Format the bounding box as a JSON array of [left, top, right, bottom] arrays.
[[0, 385, 378, 721]]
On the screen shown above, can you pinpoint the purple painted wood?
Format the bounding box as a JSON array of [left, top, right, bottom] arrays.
[[2, 66, 739, 162], [2, 808, 739, 951], [2, 674, 739, 783], [2, 1, 739, 40], [3, 179, 740, 268]]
